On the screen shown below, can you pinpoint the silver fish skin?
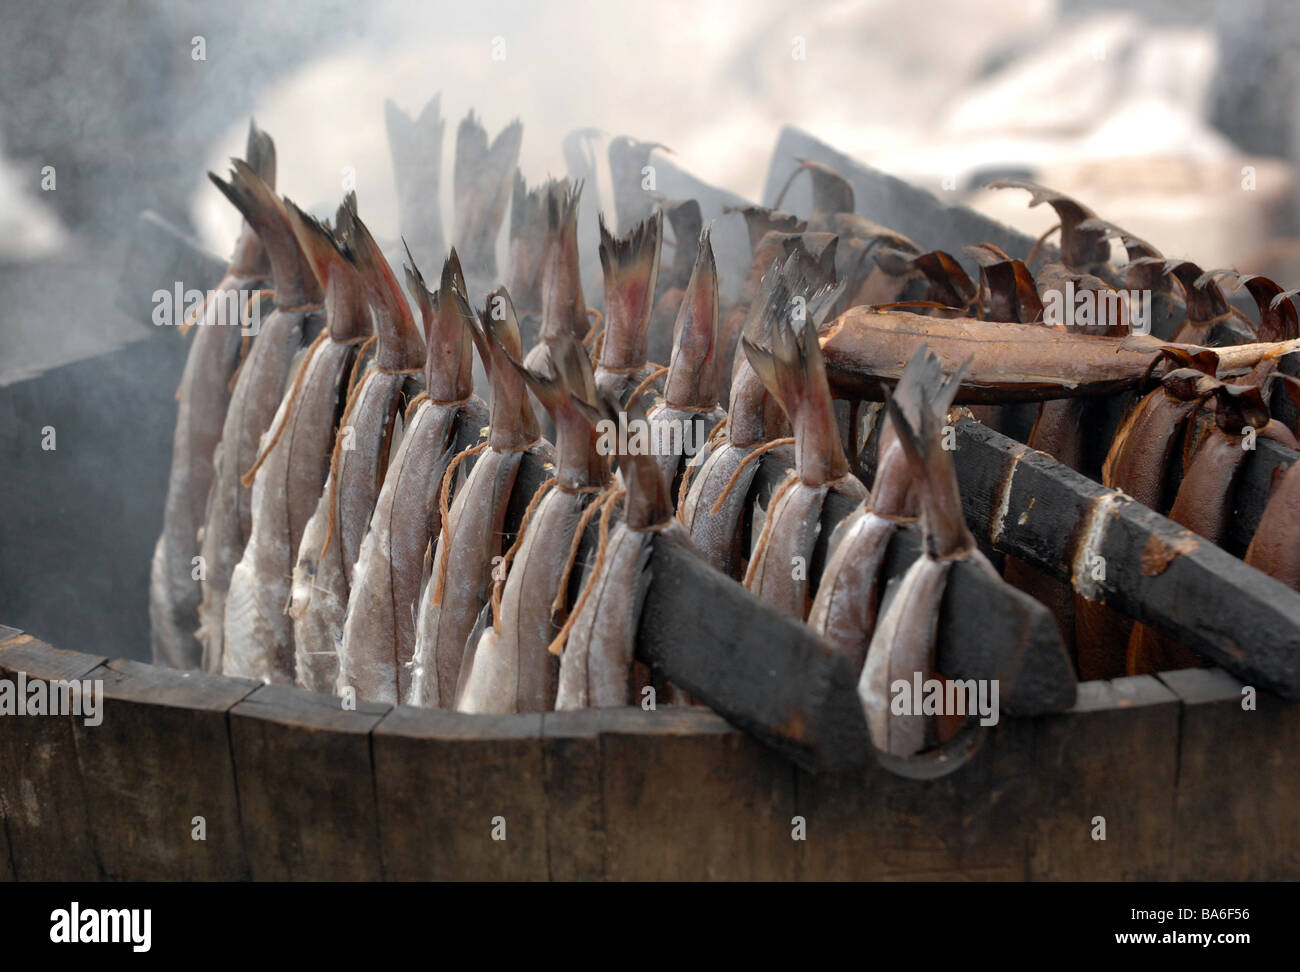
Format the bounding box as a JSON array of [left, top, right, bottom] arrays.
[[289, 367, 408, 690], [858, 556, 952, 758], [150, 269, 267, 670], [458, 486, 595, 713], [410, 440, 553, 708], [223, 335, 356, 683], [742, 477, 834, 619], [338, 398, 483, 704], [196, 305, 315, 674], [678, 439, 761, 579], [554, 520, 691, 710], [806, 509, 899, 674]]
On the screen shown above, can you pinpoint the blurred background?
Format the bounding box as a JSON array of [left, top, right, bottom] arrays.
[[3, 0, 1299, 654]]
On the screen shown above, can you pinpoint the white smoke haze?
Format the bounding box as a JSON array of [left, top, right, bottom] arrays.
[[189, 0, 1277, 269]]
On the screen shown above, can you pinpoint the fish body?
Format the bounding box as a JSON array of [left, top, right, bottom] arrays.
[[464, 485, 597, 713], [292, 211, 427, 694], [555, 520, 690, 709], [859, 556, 952, 756], [152, 124, 275, 670], [820, 308, 1300, 404], [223, 334, 356, 682], [223, 196, 369, 684], [1245, 463, 1300, 590], [150, 270, 266, 670], [739, 252, 866, 616]]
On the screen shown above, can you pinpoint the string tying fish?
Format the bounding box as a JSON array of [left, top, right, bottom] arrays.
[[548, 487, 624, 656], [318, 343, 377, 560], [625, 364, 669, 406], [241, 329, 331, 487], [708, 436, 795, 515], [581, 307, 604, 346], [430, 440, 490, 606], [550, 485, 620, 624], [491, 476, 556, 633], [742, 471, 798, 586]]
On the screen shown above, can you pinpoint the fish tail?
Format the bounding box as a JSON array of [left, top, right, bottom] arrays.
[[882, 347, 973, 558], [663, 225, 720, 409], [740, 252, 847, 485], [347, 212, 425, 372], [208, 159, 319, 307], [477, 287, 540, 448], [597, 209, 663, 370]]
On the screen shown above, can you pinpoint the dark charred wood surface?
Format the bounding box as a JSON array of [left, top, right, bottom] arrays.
[[2, 636, 1297, 880], [229, 684, 390, 880], [1026, 675, 1179, 879], [70, 657, 258, 880], [945, 417, 1300, 698], [0, 631, 104, 880]]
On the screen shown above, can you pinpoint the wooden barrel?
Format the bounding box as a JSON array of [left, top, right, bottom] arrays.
[[2, 628, 1295, 881]]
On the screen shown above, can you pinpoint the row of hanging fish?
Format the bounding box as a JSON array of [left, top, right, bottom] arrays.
[[150, 103, 1300, 773]]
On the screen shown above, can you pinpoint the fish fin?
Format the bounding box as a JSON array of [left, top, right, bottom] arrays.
[[348, 211, 426, 371], [598, 209, 664, 367], [244, 119, 276, 189], [883, 350, 974, 558], [664, 225, 720, 409], [209, 160, 320, 307]]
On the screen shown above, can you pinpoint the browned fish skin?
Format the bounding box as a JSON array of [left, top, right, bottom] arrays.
[[150, 121, 273, 670], [1245, 463, 1300, 590], [1128, 395, 1297, 675], [523, 181, 587, 434], [819, 308, 1300, 404], [410, 287, 546, 708], [646, 199, 703, 369], [196, 158, 323, 676]]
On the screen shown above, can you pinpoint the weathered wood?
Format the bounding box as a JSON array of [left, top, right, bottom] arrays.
[[1027, 675, 1179, 879], [1159, 667, 1300, 879], [952, 417, 1300, 697], [372, 708, 548, 880], [639, 538, 869, 772], [0, 633, 104, 880], [540, 709, 605, 881], [597, 707, 798, 881], [0, 798, 11, 881], [795, 712, 1034, 880], [71, 658, 256, 880], [228, 684, 389, 880]]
